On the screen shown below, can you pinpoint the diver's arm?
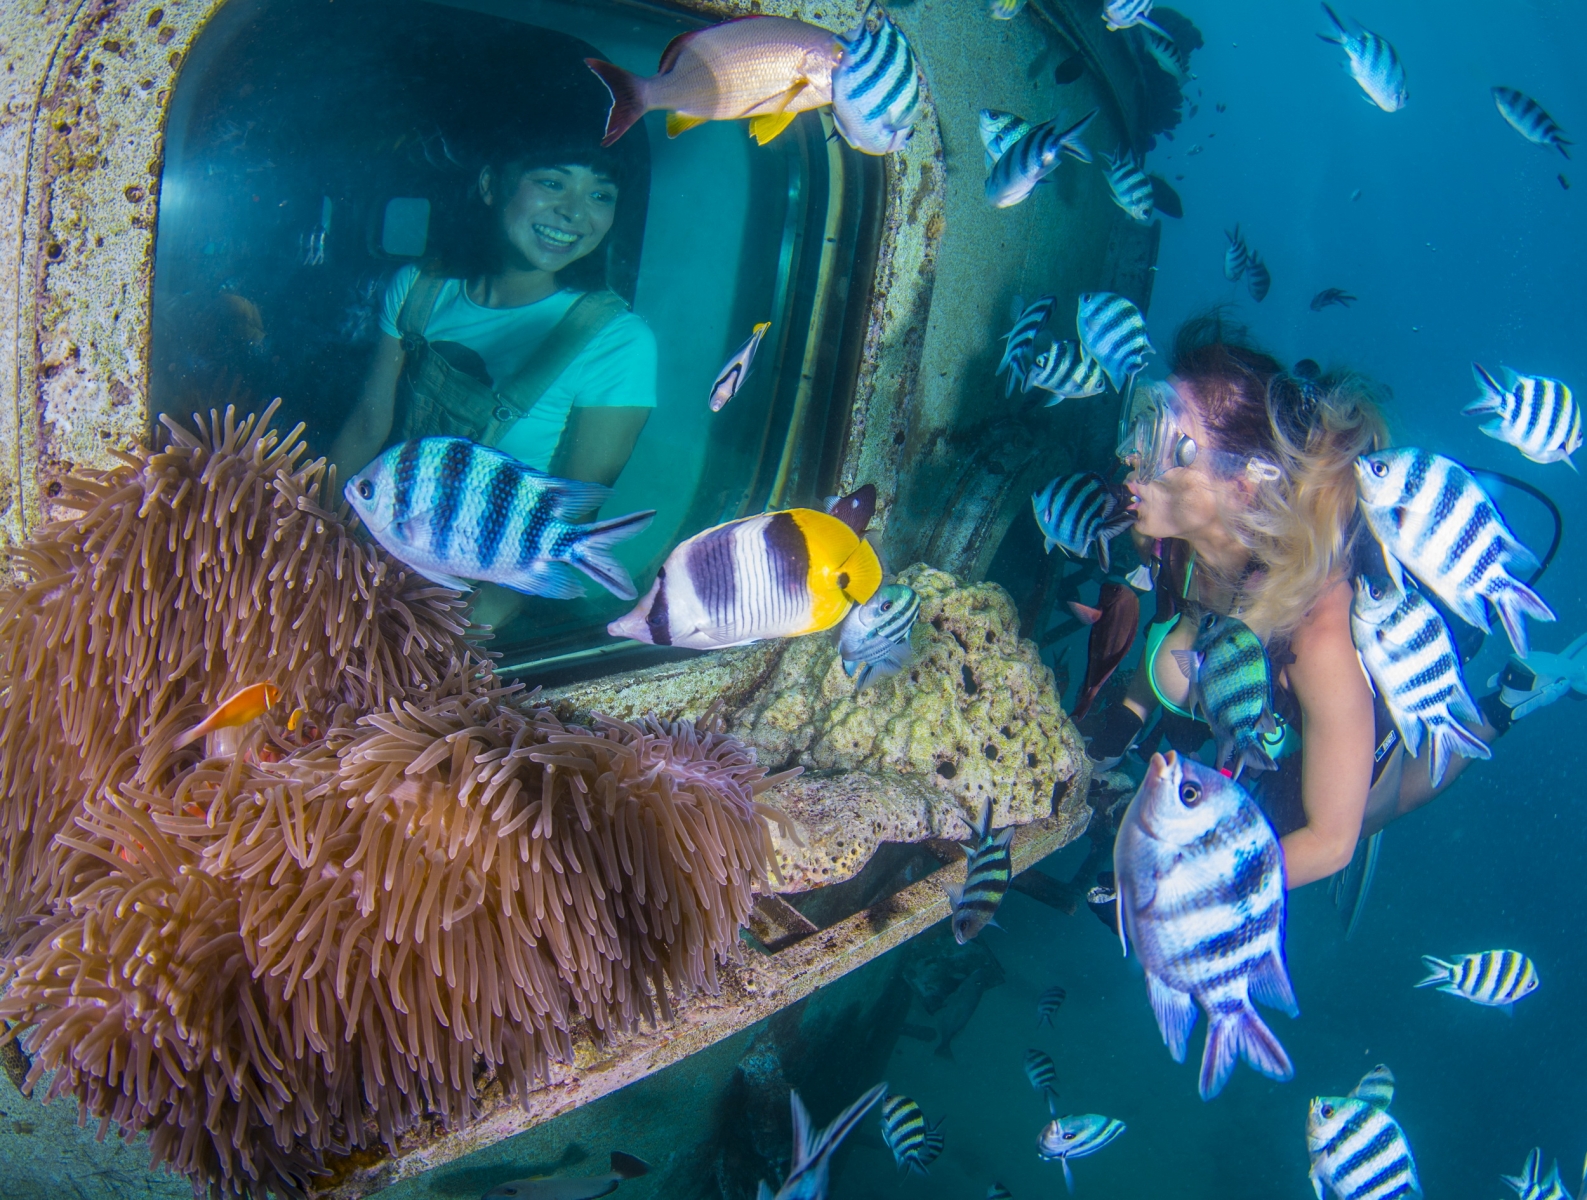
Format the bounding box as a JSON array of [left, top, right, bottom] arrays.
[[549, 405, 650, 487], [330, 333, 404, 481], [1281, 579, 1377, 888]]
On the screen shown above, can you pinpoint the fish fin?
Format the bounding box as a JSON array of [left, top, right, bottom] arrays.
[[1043, 536, 1058, 554], [836, 535, 885, 606], [1170, 649, 1198, 682], [667, 112, 710, 138], [943, 881, 963, 907], [1310, 1167, 1325, 1200], [585, 59, 650, 147], [1146, 973, 1198, 1063], [562, 509, 656, 600], [1198, 1004, 1293, 1100], [544, 478, 614, 523], [789, 1091, 816, 1171], [1423, 718, 1490, 788], [1415, 956, 1454, 988], [413, 565, 474, 591], [1477, 420, 1508, 440], [1138, 16, 1171, 39], [1249, 952, 1299, 1018], [1566, 453, 1578, 473], [499, 560, 587, 600], [827, 484, 877, 535], [1490, 580, 1556, 659], [611, 1152, 650, 1179], [1500, 1002, 1514, 1018], [750, 109, 801, 145], [1068, 602, 1102, 626], [1467, 363, 1506, 412], [757, 1184, 776, 1200], [1332, 830, 1382, 941]]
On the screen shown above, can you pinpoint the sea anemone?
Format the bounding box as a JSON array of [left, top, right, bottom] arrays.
[[0, 407, 791, 1198]]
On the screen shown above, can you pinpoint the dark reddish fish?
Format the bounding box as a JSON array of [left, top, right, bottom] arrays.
[[1067, 582, 1140, 721]]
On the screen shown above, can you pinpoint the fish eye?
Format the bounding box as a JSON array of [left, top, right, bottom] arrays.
[[1370, 460, 1388, 477], [879, 600, 893, 612], [1063, 1130, 1078, 1141], [1180, 782, 1202, 807], [1368, 581, 1383, 600], [1320, 1103, 1334, 1119], [355, 479, 374, 501]]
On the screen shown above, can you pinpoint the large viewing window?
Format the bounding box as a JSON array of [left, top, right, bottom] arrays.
[[151, 0, 882, 677]]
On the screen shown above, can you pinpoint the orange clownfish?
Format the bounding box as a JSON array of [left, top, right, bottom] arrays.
[[172, 683, 282, 751]]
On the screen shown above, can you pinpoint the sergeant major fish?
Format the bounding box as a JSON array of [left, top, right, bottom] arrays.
[[1036, 985, 1067, 1025], [1224, 225, 1250, 281], [831, 5, 925, 155], [1077, 292, 1154, 391], [1032, 472, 1135, 573], [1355, 448, 1555, 656], [1311, 288, 1356, 311], [1036, 1114, 1126, 1191], [757, 1083, 887, 1200], [1101, 0, 1168, 37], [347, 438, 655, 600], [1246, 252, 1272, 302], [1172, 612, 1279, 777], [1115, 752, 1297, 1100], [999, 295, 1058, 396], [980, 109, 1034, 169], [986, 110, 1098, 208], [839, 582, 920, 690], [1417, 949, 1539, 1010], [878, 1094, 945, 1175], [1100, 148, 1154, 221], [948, 798, 1014, 944], [711, 322, 771, 412], [1318, 4, 1408, 113], [1307, 1066, 1421, 1200], [608, 488, 881, 648], [481, 1152, 650, 1199], [1025, 340, 1107, 403], [1493, 87, 1571, 158], [1023, 1048, 1059, 1111], [1467, 364, 1581, 468], [1503, 1149, 1572, 1200]]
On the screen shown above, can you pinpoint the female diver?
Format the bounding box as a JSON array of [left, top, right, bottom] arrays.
[[1088, 317, 1551, 890]]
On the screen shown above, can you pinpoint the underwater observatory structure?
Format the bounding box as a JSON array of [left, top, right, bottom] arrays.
[[0, 0, 1180, 1195]]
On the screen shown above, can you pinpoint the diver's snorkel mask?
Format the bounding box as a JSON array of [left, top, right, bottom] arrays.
[[1116, 380, 1283, 487]]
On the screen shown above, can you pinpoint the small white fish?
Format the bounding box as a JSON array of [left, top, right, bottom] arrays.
[[1102, 0, 1167, 37], [1224, 225, 1249, 281], [831, 5, 926, 156], [1417, 950, 1539, 1010], [1467, 364, 1581, 468], [1318, 4, 1407, 113], [710, 322, 771, 412], [1100, 148, 1155, 221], [1493, 87, 1571, 158]]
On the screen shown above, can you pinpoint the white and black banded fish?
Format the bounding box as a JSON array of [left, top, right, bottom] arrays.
[[980, 108, 1034, 169], [1246, 252, 1272, 302], [1036, 1114, 1126, 1191], [1417, 949, 1539, 1010], [1032, 472, 1135, 572], [1493, 87, 1571, 158], [999, 295, 1058, 395], [948, 798, 1014, 944], [1318, 4, 1408, 113], [1172, 612, 1279, 778], [758, 1083, 887, 1200], [1307, 1066, 1421, 1200], [711, 321, 771, 411], [986, 109, 1098, 208], [1355, 448, 1555, 656], [1142, 25, 1193, 86], [1116, 752, 1297, 1100], [839, 582, 920, 690], [831, 4, 926, 156], [608, 486, 882, 648], [345, 437, 655, 600], [1101, 0, 1167, 38], [1467, 364, 1581, 468], [1023, 1048, 1059, 1110], [1100, 148, 1154, 221], [1025, 340, 1108, 403], [878, 1094, 945, 1176], [1036, 985, 1067, 1025], [1502, 1149, 1573, 1200], [1224, 225, 1250, 281], [1077, 291, 1153, 391], [1350, 572, 1490, 788]]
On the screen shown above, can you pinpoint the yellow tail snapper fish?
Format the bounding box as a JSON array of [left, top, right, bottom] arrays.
[[585, 16, 841, 148], [609, 486, 882, 648], [711, 322, 771, 412]]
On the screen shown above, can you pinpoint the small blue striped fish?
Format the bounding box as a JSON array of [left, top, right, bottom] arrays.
[[1171, 612, 1278, 778], [1307, 1066, 1420, 1200], [1246, 252, 1272, 302], [1467, 364, 1581, 467], [1319, 4, 1408, 113], [1025, 341, 1107, 403], [1417, 950, 1539, 1009], [948, 798, 1014, 944], [1076, 292, 1154, 391], [1036, 985, 1067, 1025], [345, 437, 655, 600], [1503, 1149, 1573, 1200], [831, 5, 925, 156], [878, 1094, 945, 1176], [1036, 1114, 1126, 1191], [988, 0, 1026, 18], [1350, 572, 1489, 787], [998, 295, 1057, 395], [1493, 88, 1571, 158], [1224, 225, 1250, 281], [986, 109, 1097, 208], [1356, 448, 1555, 657], [1023, 1048, 1059, 1108], [1117, 752, 1296, 1100], [1101, 0, 1167, 37], [980, 109, 1033, 169], [759, 1083, 887, 1200], [839, 583, 920, 690], [1100, 148, 1154, 221], [1032, 473, 1135, 573]]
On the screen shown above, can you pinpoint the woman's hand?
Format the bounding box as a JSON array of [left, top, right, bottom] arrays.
[[331, 334, 404, 482]]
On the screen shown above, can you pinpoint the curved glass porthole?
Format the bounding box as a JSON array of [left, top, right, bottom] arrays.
[[150, 0, 883, 679]]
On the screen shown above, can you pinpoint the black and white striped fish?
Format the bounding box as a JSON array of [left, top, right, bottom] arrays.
[[1076, 291, 1153, 391], [1116, 752, 1296, 1100], [980, 109, 1033, 169], [1467, 364, 1581, 467], [839, 582, 920, 690], [1036, 985, 1067, 1025], [1100, 148, 1154, 221], [1032, 472, 1134, 573], [986, 109, 1098, 208], [1142, 25, 1192, 87], [1355, 448, 1555, 656], [1417, 949, 1539, 1009], [1319, 4, 1408, 113], [1493, 87, 1571, 158], [1224, 225, 1249, 281], [1246, 252, 1272, 302], [1025, 340, 1107, 403], [711, 322, 770, 411], [998, 295, 1057, 395], [948, 798, 1014, 944], [878, 1094, 945, 1175], [758, 1083, 887, 1200], [1350, 572, 1489, 788], [345, 437, 655, 600], [1307, 1066, 1420, 1200], [1503, 1149, 1572, 1200], [1172, 612, 1278, 778], [1036, 1114, 1126, 1191], [1101, 0, 1167, 37], [831, 5, 925, 156], [1023, 1048, 1059, 1109]]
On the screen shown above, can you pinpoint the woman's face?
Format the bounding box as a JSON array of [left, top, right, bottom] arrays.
[[1123, 379, 1241, 540], [484, 163, 618, 275]]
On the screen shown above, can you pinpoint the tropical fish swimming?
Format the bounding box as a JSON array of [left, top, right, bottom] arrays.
[[1023, 1048, 1059, 1111], [1068, 581, 1140, 721], [989, 0, 1027, 19], [172, 682, 282, 751], [1493, 87, 1571, 158], [985, 110, 1098, 208], [1318, 4, 1408, 113], [979, 108, 1034, 169], [838, 582, 920, 690], [1036, 985, 1067, 1025], [878, 1094, 945, 1175], [480, 1153, 651, 1199], [1467, 364, 1581, 468], [1076, 291, 1154, 390], [1245, 252, 1272, 302], [756, 1083, 887, 1200], [999, 295, 1057, 395], [1101, 0, 1167, 38], [607, 488, 881, 648], [1311, 287, 1356, 311], [346, 438, 655, 600], [711, 322, 771, 412], [1036, 1113, 1126, 1191], [1032, 472, 1135, 573], [1224, 225, 1250, 281], [1307, 1066, 1420, 1200], [1025, 340, 1107, 403], [1100, 148, 1154, 221], [830, 5, 925, 155], [1417, 949, 1539, 1010], [585, 16, 841, 147], [1115, 752, 1296, 1100], [1173, 612, 1279, 778], [947, 798, 1014, 944], [1502, 1149, 1573, 1200]]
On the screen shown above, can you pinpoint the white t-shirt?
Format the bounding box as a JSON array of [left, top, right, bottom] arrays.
[[378, 263, 657, 471]]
